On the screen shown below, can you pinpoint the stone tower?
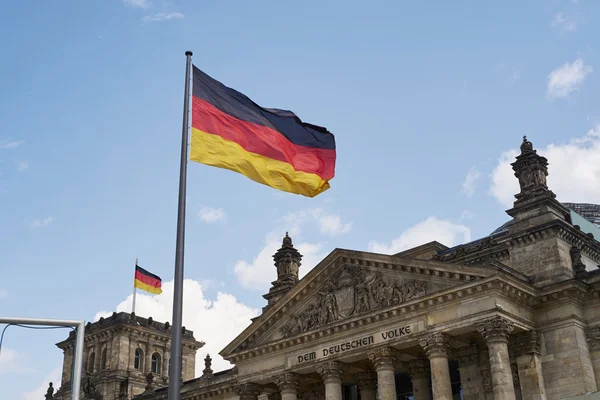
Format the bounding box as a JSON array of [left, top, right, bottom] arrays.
[[53, 312, 204, 400], [262, 233, 303, 310]]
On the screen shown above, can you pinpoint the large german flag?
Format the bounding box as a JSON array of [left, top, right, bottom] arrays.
[[134, 266, 163, 295], [189, 66, 336, 197]]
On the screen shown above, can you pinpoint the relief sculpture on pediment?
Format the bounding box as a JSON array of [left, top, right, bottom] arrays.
[[280, 265, 427, 337]]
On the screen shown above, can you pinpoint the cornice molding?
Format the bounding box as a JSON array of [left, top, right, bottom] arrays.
[[223, 254, 495, 358], [224, 276, 537, 364]]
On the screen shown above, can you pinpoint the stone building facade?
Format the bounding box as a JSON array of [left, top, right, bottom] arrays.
[[52, 137, 600, 400], [52, 313, 203, 399]]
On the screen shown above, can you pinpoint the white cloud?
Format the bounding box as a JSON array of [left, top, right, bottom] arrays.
[[552, 12, 577, 33], [95, 279, 258, 373], [281, 209, 352, 237], [124, 0, 149, 8], [234, 232, 326, 290], [0, 348, 35, 375], [234, 208, 350, 289], [490, 127, 600, 207], [20, 367, 61, 400], [368, 216, 471, 254], [198, 206, 226, 223], [142, 12, 184, 22], [0, 140, 24, 149], [315, 211, 352, 236], [30, 217, 53, 228], [547, 58, 593, 100], [17, 161, 28, 172], [459, 210, 474, 222], [461, 167, 481, 198]]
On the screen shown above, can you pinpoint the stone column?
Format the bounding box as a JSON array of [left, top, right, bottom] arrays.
[[61, 345, 74, 386], [145, 342, 152, 373], [513, 331, 546, 400], [316, 361, 344, 400], [355, 370, 377, 400], [456, 344, 485, 400], [406, 359, 431, 400], [94, 344, 101, 372], [275, 372, 299, 400], [163, 347, 170, 378], [368, 347, 397, 400], [477, 316, 516, 400], [235, 383, 262, 400], [419, 333, 453, 400]]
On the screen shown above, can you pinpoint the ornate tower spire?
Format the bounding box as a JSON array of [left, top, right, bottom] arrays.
[[273, 232, 302, 285], [510, 136, 556, 206], [262, 233, 303, 310]]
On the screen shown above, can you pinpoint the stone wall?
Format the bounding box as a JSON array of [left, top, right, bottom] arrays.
[[541, 324, 597, 399]]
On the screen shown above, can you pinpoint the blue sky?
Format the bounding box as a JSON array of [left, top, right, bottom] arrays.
[[1, 0, 600, 398]]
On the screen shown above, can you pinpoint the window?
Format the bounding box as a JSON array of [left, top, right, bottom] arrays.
[[88, 352, 95, 373], [168, 358, 171, 376], [134, 349, 143, 370], [151, 352, 161, 374], [101, 348, 107, 370]]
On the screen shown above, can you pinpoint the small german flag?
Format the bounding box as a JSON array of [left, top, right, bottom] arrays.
[[134, 265, 163, 295], [189, 66, 336, 198]]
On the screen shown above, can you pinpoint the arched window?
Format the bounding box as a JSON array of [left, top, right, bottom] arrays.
[[88, 352, 95, 372], [151, 352, 161, 374], [101, 348, 107, 369], [134, 348, 143, 370]]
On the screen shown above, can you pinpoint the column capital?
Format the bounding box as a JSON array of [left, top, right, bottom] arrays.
[[403, 358, 430, 380], [235, 383, 262, 400], [354, 370, 377, 391], [511, 330, 540, 355], [274, 372, 299, 394], [316, 361, 344, 384], [419, 332, 451, 359], [477, 316, 514, 344], [367, 347, 396, 372]]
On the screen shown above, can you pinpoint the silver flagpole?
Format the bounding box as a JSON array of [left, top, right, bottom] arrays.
[[132, 258, 138, 314], [168, 50, 193, 400]]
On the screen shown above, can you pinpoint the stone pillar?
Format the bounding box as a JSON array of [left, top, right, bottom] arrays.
[[419, 333, 453, 400], [163, 347, 170, 378], [512, 331, 546, 400], [275, 373, 299, 400], [477, 316, 516, 400], [355, 370, 377, 400], [61, 345, 74, 386], [145, 342, 152, 373], [406, 359, 431, 400], [94, 344, 101, 372], [456, 345, 485, 400], [235, 383, 262, 400], [367, 347, 397, 400], [316, 361, 344, 400]]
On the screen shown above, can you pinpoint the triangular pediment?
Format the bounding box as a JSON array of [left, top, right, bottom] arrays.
[[221, 248, 495, 360]]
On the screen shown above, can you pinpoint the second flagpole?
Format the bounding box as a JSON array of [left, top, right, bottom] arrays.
[[168, 50, 193, 400], [132, 258, 138, 314]]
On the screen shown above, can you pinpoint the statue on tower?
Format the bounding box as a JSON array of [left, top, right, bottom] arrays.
[[262, 233, 304, 308], [511, 136, 556, 205], [273, 233, 302, 287], [44, 382, 54, 399]]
